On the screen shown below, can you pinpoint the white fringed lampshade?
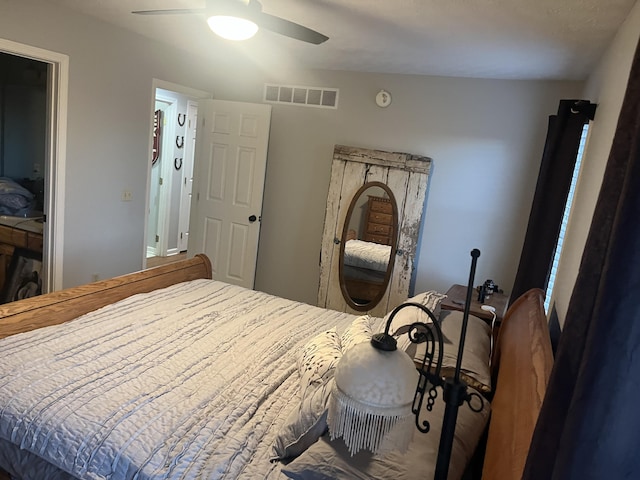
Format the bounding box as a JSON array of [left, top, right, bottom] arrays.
[[327, 340, 419, 456]]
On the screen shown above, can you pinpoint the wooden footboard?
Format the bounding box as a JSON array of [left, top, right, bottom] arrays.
[[0, 254, 212, 339], [482, 288, 554, 480]]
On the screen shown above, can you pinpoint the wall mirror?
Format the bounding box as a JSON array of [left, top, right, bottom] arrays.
[[339, 181, 398, 311], [318, 145, 431, 316]]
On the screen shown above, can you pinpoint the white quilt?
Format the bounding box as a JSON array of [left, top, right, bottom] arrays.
[[0, 280, 358, 480], [343, 239, 391, 272]]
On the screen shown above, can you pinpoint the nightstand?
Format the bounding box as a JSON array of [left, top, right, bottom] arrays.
[[440, 284, 509, 325]]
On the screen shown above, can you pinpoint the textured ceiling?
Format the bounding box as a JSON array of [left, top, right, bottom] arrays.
[[49, 0, 637, 80]]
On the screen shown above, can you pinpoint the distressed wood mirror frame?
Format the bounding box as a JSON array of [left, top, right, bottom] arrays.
[[318, 145, 432, 317]]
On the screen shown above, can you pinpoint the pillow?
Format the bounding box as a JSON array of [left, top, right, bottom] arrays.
[[271, 378, 336, 461], [298, 327, 342, 393], [281, 435, 429, 480], [385, 291, 492, 393], [403, 310, 492, 393], [281, 381, 491, 480], [438, 310, 492, 393], [385, 291, 447, 351], [271, 328, 343, 461], [340, 315, 377, 352]]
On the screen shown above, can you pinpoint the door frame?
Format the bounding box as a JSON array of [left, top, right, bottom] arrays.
[[0, 38, 68, 293], [151, 95, 177, 257], [177, 100, 198, 252], [143, 79, 211, 267]]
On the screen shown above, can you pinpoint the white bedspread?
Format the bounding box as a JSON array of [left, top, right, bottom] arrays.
[[343, 239, 391, 272], [0, 280, 358, 480]]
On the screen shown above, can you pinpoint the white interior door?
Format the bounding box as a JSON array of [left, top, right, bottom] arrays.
[[188, 99, 271, 289]]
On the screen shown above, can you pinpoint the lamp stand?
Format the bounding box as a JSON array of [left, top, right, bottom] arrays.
[[434, 248, 481, 480], [329, 249, 484, 478]]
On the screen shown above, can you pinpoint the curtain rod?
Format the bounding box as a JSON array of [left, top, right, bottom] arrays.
[[570, 99, 597, 121]]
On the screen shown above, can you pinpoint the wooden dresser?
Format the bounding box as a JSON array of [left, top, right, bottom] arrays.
[[363, 195, 394, 245], [0, 224, 43, 301]]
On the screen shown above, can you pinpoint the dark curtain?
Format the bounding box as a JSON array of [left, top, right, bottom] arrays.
[[510, 99, 596, 304], [523, 37, 640, 479]]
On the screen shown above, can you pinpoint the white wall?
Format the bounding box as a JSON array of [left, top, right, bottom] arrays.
[[550, 1, 640, 327], [0, 0, 231, 287], [0, 0, 583, 305], [211, 71, 581, 303]]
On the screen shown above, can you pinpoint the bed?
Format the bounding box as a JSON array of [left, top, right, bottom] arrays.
[[0, 254, 553, 479], [343, 239, 391, 273], [0, 178, 37, 218], [341, 234, 393, 303]]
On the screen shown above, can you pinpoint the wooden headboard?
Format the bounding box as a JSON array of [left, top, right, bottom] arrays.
[[482, 288, 554, 479], [0, 254, 212, 340]]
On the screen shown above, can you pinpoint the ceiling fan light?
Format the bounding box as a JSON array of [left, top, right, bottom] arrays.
[[207, 15, 258, 41]]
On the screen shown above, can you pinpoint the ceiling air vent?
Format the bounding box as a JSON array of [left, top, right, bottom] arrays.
[[264, 84, 339, 109]]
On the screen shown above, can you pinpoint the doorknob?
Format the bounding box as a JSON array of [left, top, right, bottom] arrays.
[[249, 215, 257, 223]]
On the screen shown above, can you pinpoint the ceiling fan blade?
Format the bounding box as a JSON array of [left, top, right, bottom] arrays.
[[132, 1, 329, 44], [132, 8, 207, 15], [257, 12, 328, 44]]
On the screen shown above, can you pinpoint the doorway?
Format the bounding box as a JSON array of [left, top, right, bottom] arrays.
[[0, 38, 68, 299], [144, 80, 210, 267], [145, 92, 272, 288], [187, 99, 271, 289]]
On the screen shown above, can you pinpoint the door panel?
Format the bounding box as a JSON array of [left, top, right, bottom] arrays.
[[203, 217, 222, 278], [227, 223, 249, 280], [189, 100, 271, 289]]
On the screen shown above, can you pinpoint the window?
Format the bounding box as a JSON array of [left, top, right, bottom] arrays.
[[545, 124, 590, 312]]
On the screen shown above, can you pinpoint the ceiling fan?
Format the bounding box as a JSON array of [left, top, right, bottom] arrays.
[[132, 0, 329, 44]]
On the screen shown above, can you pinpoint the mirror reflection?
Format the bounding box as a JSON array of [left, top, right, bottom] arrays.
[[339, 182, 398, 310]]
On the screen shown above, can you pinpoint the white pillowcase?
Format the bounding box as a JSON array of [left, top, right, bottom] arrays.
[[437, 310, 492, 393], [385, 291, 447, 351], [297, 327, 342, 393], [382, 292, 492, 393], [340, 315, 378, 352], [271, 328, 343, 461]]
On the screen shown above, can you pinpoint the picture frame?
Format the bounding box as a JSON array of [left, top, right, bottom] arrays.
[[1, 248, 43, 304]]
